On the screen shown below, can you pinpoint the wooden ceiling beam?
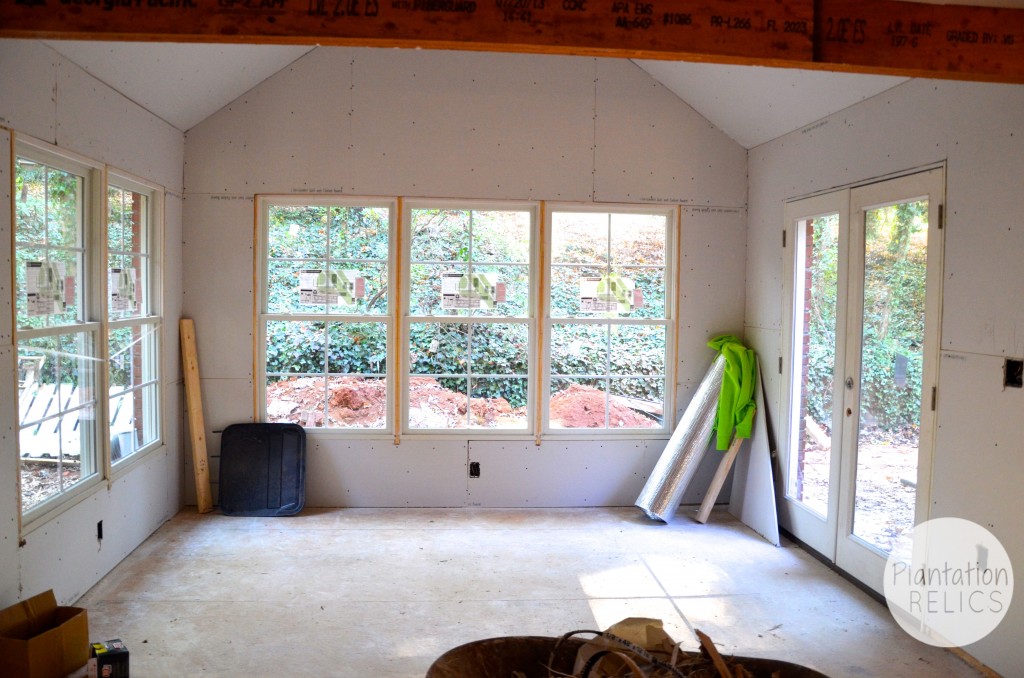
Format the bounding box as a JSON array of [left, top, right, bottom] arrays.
[[1, 0, 1023, 83]]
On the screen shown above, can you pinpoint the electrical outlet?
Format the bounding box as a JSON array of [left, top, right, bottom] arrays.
[[1005, 358, 1023, 388]]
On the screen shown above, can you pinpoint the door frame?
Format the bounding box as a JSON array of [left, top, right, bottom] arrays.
[[778, 166, 946, 594], [779, 189, 851, 561]]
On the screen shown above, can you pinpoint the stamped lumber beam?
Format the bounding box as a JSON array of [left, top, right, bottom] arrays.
[[0, 0, 1022, 82]]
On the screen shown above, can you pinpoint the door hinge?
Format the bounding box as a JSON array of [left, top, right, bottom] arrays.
[[779, 356, 783, 374], [938, 204, 944, 230], [782, 229, 787, 247], [930, 386, 937, 411]]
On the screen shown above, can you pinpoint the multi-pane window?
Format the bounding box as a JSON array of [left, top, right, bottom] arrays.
[[14, 140, 164, 520], [15, 149, 101, 512], [258, 198, 671, 436], [262, 199, 394, 429], [546, 208, 671, 430], [107, 179, 161, 462], [405, 204, 534, 430]]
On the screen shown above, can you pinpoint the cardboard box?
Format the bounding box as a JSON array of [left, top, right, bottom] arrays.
[[0, 589, 89, 678], [89, 639, 129, 678]]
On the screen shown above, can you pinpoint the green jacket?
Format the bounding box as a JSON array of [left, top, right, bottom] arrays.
[[707, 335, 757, 450]]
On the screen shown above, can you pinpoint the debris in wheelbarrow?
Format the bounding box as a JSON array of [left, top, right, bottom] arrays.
[[425, 617, 830, 678]]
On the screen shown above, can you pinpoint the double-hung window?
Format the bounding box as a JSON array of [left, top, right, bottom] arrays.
[[258, 198, 672, 436], [545, 207, 673, 431], [14, 139, 165, 522], [107, 176, 161, 462], [405, 202, 535, 430], [261, 198, 395, 429], [15, 144, 102, 514]]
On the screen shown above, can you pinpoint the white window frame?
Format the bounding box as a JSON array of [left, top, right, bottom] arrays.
[[14, 138, 105, 526], [106, 172, 164, 470], [401, 199, 539, 436], [13, 137, 167, 530], [256, 197, 677, 440], [542, 204, 677, 437], [256, 195, 398, 434]]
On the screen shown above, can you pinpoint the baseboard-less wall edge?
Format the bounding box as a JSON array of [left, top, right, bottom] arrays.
[[947, 647, 1002, 678]]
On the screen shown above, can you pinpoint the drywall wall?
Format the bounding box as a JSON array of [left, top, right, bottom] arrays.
[[746, 78, 1024, 674], [183, 46, 748, 509], [0, 39, 185, 606]]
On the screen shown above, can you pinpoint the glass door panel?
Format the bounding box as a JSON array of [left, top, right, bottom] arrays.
[[851, 200, 929, 553], [788, 214, 840, 518]]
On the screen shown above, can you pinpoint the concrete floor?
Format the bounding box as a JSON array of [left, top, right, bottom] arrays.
[[74, 507, 983, 677]]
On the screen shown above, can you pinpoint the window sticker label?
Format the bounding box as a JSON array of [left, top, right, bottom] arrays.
[[299, 269, 366, 305], [109, 267, 137, 312], [580, 273, 642, 314], [25, 261, 66, 316], [441, 271, 506, 309]]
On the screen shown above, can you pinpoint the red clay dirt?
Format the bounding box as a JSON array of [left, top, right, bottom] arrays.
[[265, 376, 658, 429]]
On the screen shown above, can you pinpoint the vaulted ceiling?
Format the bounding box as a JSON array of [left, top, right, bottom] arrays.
[[40, 40, 909, 149]]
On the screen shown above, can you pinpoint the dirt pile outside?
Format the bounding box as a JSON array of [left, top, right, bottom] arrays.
[[266, 376, 659, 429]]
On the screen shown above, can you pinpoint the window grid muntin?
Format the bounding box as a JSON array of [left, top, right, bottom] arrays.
[[404, 202, 536, 432], [260, 198, 396, 430], [14, 158, 90, 330], [544, 206, 673, 433]]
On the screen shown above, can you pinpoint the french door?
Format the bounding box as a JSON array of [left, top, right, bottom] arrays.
[[780, 168, 945, 594]]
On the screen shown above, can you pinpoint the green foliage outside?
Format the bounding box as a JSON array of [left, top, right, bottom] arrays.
[[805, 202, 928, 432], [265, 206, 670, 410]]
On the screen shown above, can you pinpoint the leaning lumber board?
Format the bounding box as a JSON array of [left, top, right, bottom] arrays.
[[695, 436, 743, 524], [180, 318, 213, 514]]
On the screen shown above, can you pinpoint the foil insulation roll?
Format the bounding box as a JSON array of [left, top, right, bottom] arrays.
[[635, 354, 725, 523]]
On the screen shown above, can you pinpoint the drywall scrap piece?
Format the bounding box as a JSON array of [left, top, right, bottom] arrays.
[[727, 363, 780, 546], [635, 354, 725, 523]]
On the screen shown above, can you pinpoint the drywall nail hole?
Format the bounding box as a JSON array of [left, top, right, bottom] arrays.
[[1005, 359, 1023, 388], [469, 461, 480, 478]]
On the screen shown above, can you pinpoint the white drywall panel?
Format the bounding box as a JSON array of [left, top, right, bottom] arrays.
[[941, 84, 1024, 357], [0, 130, 10, 345], [742, 165, 786, 333], [0, 347, 20, 606], [305, 438, 467, 507], [350, 49, 597, 201], [929, 351, 1023, 677], [0, 40, 57, 142], [678, 206, 746, 385], [182, 377, 254, 506], [164, 382, 185, 510], [181, 195, 254, 380], [468, 439, 654, 507], [742, 325, 782, 453], [593, 59, 746, 207], [163, 192, 184, 382], [21, 448, 174, 605], [184, 48, 350, 195], [162, 192, 186, 506], [55, 58, 183, 194]]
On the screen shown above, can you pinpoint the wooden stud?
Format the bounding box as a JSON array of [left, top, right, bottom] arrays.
[[695, 435, 743, 524], [180, 318, 214, 513], [2, 0, 1024, 83]]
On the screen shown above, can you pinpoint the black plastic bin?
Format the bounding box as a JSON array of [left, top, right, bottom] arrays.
[[219, 423, 306, 516]]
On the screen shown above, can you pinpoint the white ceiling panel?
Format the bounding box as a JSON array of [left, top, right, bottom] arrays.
[[633, 60, 909, 149], [43, 40, 314, 131], [38, 39, 913, 147]]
